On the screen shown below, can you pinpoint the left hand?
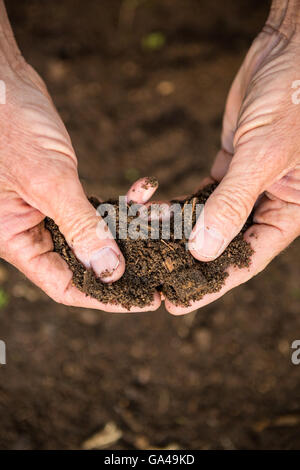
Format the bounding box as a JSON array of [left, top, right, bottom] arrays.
[[165, 15, 300, 314]]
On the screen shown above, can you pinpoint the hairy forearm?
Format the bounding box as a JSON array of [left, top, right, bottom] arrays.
[[0, 0, 22, 68]]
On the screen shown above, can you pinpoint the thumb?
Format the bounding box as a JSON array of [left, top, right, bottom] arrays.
[[28, 168, 125, 283], [189, 147, 278, 261]]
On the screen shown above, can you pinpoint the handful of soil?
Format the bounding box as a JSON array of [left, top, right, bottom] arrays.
[[45, 184, 253, 309]]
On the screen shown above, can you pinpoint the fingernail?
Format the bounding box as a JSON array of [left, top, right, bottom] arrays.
[[191, 226, 225, 260], [90, 247, 120, 280]]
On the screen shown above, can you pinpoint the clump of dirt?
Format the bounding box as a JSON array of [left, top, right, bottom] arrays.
[[141, 176, 159, 190], [45, 184, 253, 309]]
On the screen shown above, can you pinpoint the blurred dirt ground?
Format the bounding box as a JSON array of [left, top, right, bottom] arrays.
[[0, 0, 300, 450]]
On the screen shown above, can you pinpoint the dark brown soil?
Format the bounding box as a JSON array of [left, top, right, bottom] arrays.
[[45, 184, 253, 308]]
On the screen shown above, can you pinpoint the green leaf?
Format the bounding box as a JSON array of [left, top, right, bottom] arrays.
[[142, 32, 166, 51]]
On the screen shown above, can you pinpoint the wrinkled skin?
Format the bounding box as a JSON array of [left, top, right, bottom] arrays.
[[166, 7, 300, 314], [1, 1, 300, 314]]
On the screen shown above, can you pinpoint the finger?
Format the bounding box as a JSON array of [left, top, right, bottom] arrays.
[[143, 200, 172, 222], [0, 194, 46, 243], [211, 152, 266, 211], [193, 176, 216, 192], [189, 137, 285, 262], [220, 70, 243, 156], [126, 176, 158, 204], [4, 219, 161, 312], [171, 194, 188, 201], [219, 31, 274, 155], [23, 159, 125, 283], [170, 178, 216, 204], [166, 196, 300, 315]]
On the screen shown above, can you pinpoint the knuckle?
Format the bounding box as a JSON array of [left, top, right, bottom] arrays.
[[42, 277, 70, 305]]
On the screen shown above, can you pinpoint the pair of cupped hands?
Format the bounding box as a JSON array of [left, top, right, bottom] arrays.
[[1, 23, 300, 315]]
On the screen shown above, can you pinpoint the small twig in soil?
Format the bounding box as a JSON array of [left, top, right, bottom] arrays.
[[161, 239, 175, 251]]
